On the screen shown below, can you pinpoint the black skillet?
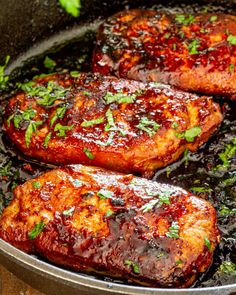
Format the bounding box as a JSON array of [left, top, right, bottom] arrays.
[[0, 0, 235, 294]]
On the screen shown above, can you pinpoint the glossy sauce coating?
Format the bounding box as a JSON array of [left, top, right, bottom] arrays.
[[0, 165, 220, 288], [4, 72, 222, 177], [93, 10, 236, 97]]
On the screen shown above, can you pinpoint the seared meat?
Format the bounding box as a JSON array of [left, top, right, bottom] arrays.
[[93, 9, 236, 97], [0, 165, 220, 288], [4, 73, 222, 177]]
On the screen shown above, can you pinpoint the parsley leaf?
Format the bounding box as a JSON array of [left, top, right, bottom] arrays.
[[50, 105, 67, 126], [176, 126, 201, 142], [44, 132, 51, 148], [188, 39, 200, 55], [32, 181, 41, 189], [204, 237, 211, 251], [43, 56, 56, 70], [124, 260, 140, 274], [97, 189, 113, 200], [54, 123, 74, 137], [227, 35, 236, 45], [103, 92, 136, 105], [220, 261, 236, 274], [141, 192, 171, 213], [105, 108, 127, 136], [229, 64, 235, 73], [136, 117, 160, 137], [28, 221, 45, 240], [210, 15, 218, 22], [83, 148, 94, 159], [219, 205, 236, 216], [166, 221, 180, 239], [81, 117, 104, 127], [216, 138, 236, 170], [59, 0, 81, 17], [70, 71, 80, 78], [7, 108, 36, 128], [175, 14, 195, 25], [0, 55, 10, 90], [190, 186, 212, 194], [105, 209, 114, 217], [25, 120, 43, 147], [62, 206, 75, 216], [95, 132, 115, 147]]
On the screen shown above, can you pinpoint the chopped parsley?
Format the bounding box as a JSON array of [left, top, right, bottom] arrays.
[[95, 132, 115, 147], [175, 14, 195, 25], [103, 91, 136, 105], [44, 132, 51, 148], [219, 205, 236, 217], [216, 138, 236, 170], [0, 161, 13, 178], [50, 105, 67, 126], [166, 221, 180, 239], [106, 209, 114, 217], [25, 120, 43, 147], [136, 117, 160, 137], [59, 0, 81, 17], [104, 108, 127, 136], [28, 221, 45, 240], [227, 35, 236, 45], [18, 81, 70, 106], [210, 15, 218, 22], [83, 147, 94, 159], [7, 108, 36, 128], [32, 181, 41, 189], [219, 261, 236, 274], [171, 122, 179, 129], [43, 56, 56, 70], [97, 189, 113, 200], [141, 192, 171, 213], [70, 71, 80, 77], [0, 55, 10, 90], [81, 117, 104, 127], [176, 126, 201, 142], [124, 260, 140, 274], [54, 123, 74, 137], [188, 39, 200, 55], [190, 186, 212, 194], [204, 237, 211, 251], [62, 206, 75, 216], [176, 259, 183, 265], [229, 64, 235, 73], [164, 33, 171, 39]]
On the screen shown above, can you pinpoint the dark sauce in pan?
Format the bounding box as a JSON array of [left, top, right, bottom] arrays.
[[0, 2, 235, 289]]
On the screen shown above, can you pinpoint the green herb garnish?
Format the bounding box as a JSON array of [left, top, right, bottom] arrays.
[[70, 71, 80, 77], [104, 91, 136, 105], [166, 221, 180, 239], [50, 105, 67, 126], [176, 126, 201, 142], [188, 39, 200, 55], [59, 0, 81, 17], [32, 181, 41, 189], [97, 189, 113, 200], [104, 108, 127, 136], [171, 122, 179, 129], [105, 209, 114, 217], [95, 132, 115, 147], [81, 117, 104, 127], [25, 120, 43, 147], [136, 117, 160, 137], [164, 33, 171, 39], [204, 237, 211, 251], [215, 138, 236, 170], [0, 161, 13, 178], [124, 260, 140, 274], [28, 221, 45, 240], [176, 260, 183, 265], [43, 56, 56, 70], [0, 55, 10, 90], [62, 206, 75, 216], [44, 132, 51, 148], [190, 186, 212, 194], [83, 147, 94, 159], [219, 261, 236, 274], [227, 35, 236, 45], [229, 64, 235, 73], [175, 14, 195, 25], [141, 192, 171, 213], [219, 205, 236, 217], [210, 15, 218, 22], [7, 108, 36, 128], [54, 123, 74, 137]]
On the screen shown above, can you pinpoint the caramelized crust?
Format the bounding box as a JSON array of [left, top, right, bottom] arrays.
[[93, 9, 236, 97], [0, 165, 220, 288], [4, 73, 222, 177]]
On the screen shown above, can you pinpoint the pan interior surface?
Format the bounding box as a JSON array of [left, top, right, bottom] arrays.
[[0, 0, 235, 293]]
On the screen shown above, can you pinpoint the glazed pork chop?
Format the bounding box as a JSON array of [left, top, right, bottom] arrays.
[[93, 9, 236, 97], [4, 73, 222, 177], [0, 165, 220, 288]]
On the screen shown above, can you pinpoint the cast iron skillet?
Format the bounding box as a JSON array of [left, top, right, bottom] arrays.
[[0, 0, 235, 294]]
